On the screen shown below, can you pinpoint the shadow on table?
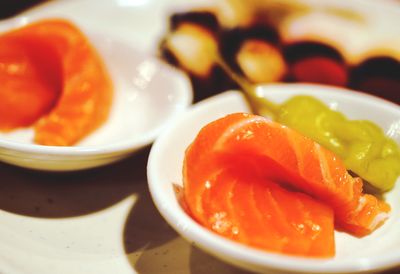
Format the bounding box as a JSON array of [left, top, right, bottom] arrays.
[[123, 185, 250, 274], [0, 147, 150, 218]]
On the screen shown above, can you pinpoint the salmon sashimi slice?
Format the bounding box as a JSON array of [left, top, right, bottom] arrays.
[[183, 113, 390, 251], [196, 163, 335, 257], [0, 36, 61, 130], [2, 19, 113, 146], [210, 113, 390, 236]]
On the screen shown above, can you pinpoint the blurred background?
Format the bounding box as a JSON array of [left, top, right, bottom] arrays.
[[0, 0, 50, 19]]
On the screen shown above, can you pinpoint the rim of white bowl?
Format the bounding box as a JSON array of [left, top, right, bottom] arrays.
[[147, 86, 400, 273], [257, 82, 400, 109]]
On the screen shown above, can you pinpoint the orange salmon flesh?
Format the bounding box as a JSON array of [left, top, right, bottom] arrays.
[[183, 113, 390, 257], [0, 19, 113, 146]]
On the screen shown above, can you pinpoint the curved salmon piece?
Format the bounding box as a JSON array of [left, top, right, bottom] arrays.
[[183, 112, 390, 257], [209, 113, 390, 236], [183, 115, 336, 257], [197, 164, 335, 257], [0, 36, 61, 130], [2, 19, 112, 146]]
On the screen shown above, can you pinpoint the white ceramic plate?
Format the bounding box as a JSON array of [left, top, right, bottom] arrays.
[[0, 3, 192, 171], [148, 84, 400, 274]]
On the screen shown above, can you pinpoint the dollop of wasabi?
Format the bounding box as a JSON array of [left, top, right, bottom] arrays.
[[276, 95, 400, 192]]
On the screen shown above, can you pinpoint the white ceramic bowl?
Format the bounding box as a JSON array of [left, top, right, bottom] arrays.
[[0, 17, 192, 171], [147, 84, 400, 274]]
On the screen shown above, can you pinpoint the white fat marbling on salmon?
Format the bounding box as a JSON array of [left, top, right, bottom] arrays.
[[195, 168, 225, 217], [314, 143, 335, 191], [213, 115, 269, 150], [353, 196, 367, 215], [354, 196, 367, 215], [368, 212, 390, 231], [285, 127, 305, 177]]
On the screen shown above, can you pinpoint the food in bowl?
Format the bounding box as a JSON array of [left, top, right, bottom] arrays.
[[159, 4, 400, 193], [186, 49, 400, 193], [0, 18, 113, 146], [271, 95, 400, 192], [182, 112, 391, 257]]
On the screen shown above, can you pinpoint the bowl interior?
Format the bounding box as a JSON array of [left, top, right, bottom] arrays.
[[147, 84, 400, 273]]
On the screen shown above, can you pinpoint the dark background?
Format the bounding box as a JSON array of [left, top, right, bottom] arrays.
[[0, 0, 50, 19]]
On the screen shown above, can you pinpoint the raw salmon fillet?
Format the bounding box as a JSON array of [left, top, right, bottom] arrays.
[[0, 34, 61, 130], [196, 163, 335, 257], [183, 113, 390, 256], [1, 19, 112, 146]]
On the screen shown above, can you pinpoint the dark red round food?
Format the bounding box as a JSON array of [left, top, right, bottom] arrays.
[[284, 41, 348, 86], [349, 56, 400, 104]]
